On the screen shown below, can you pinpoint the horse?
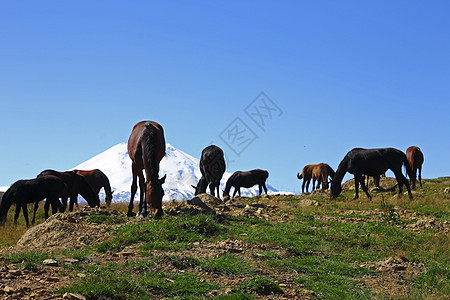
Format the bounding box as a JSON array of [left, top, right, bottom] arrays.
[[223, 169, 269, 198], [406, 146, 424, 189], [330, 148, 413, 200], [0, 175, 66, 227], [73, 169, 114, 206], [297, 163, 333, 193], [192, 145, 226, 198], [127, 121, 166, 218], [37, 170, 100, 212], [311, 163, 335, 190]]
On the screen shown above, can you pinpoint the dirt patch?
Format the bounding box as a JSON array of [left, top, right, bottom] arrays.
[[359, 256, 425, 298]]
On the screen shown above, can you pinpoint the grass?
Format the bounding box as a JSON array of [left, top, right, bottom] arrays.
[[1, 178, 449, 299]]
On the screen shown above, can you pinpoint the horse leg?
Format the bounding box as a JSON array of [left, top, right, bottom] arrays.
[[232, 187, 238, 198], [68, 194, 77, 212], [209, 183, 215, 197], [44, 199, 51, 219], [32, 202, 39, 225], [22, 204, 30, 227], [128, 168, 139, 217], [393, 168, 413, 200], [358, 174, 372, 200], [418, 166, 422, 188], [263, 183, 268, 194], [258, 184, 262, 196], [14, 204, 21, 225], [305, 179, 310, 193], [301, 181, 306, 193], [137, 173, 146, 217]]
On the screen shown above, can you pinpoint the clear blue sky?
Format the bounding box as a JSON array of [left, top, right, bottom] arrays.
[[1, 1, 449, 193]]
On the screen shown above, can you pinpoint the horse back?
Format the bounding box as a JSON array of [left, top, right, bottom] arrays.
[[200, 145, 225, 181], [128, 121, 166, 169], [406, 146, 424, 168]]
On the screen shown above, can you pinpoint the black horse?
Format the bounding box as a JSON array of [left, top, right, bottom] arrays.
[[0, 175, 66, 227], [330, 148, 413, 200], [37, 169, 100, 212], [193, 145, 226, 198], [223, 169, 269, 198]]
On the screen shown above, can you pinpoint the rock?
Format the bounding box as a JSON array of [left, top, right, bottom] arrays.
[[46, 276, 60, 282], [3, 286, 15, 294], [64, 258, 80, 264], [8, 269, 22, 276], [299, 199, 321, 207], [63, 292, 87, 300], [77, 273, 87, 278], [43, 259, 58, 266]]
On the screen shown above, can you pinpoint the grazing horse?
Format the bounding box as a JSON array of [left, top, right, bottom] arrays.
[[297, 163, 334, 193], [406, 146, 424, 189], [223, 169, 269, 198], [127, 121, 166, 218], [37, 170, 100, 212], [312, 163, 335, 190], [330, 148, 413, 200], [0, 175, 66, 227], [193, 145, 226, 198], [73, 169, 114, 206]]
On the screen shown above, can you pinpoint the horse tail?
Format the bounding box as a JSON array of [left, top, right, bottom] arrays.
[[297, 173, 302, 180], [403, 154, 414, 179]]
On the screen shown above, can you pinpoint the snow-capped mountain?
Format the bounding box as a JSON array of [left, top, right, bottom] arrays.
[[72, 143, 280, 203]]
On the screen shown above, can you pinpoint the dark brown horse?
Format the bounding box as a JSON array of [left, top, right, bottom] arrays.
[[223, 169, 269, 198], [73, 169, 114, 206], [127, 121, 166, 217], [0, 175, 66, 227], [330, 148, 413, 200], [193, 145, 226, 198], [406, 146, 424, 189], [37, 170, 100, 212]]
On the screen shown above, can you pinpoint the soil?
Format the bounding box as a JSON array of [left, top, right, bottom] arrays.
[[0, 191, 447, 299]]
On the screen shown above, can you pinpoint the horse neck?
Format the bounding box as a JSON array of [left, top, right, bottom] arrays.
[[333, 157, 349, 184], [101, 176, 112, 196], [224, 180, 232, 196]]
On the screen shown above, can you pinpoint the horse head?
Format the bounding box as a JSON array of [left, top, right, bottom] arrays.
[[105, 190, 114, 206], [329, 179, 341, 200], [146, 174, 166, 210]]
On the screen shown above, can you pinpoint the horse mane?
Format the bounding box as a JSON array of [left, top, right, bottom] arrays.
[[142, 123, 160, 178]]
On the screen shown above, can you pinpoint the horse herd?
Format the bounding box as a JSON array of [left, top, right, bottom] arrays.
[[0, 120, 424, 226]]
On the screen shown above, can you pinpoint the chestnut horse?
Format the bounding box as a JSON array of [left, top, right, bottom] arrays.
[[0, 175, 66, 227], [37, 170, 100, 212], [297, 163, 334, 193], [406, 146, 424, 189], [127, 121, 166, 218], [73, 169, 114, 206], [223, 169, 269, 198], [312, 163, 335, 190], [330, 148, 413, 200]]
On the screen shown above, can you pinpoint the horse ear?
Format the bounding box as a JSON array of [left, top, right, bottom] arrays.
[[111, 190, 114, 195], [191, 185, 196, 189], [159, 174, 167, 184]]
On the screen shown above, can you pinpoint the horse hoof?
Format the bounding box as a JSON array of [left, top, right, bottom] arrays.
[[127, 212, 136, 217]]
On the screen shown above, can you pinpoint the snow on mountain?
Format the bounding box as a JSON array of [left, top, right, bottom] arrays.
[[72, 143, 281, 203]]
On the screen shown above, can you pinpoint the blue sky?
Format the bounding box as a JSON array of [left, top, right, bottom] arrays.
[[1, 1, 449, 193]]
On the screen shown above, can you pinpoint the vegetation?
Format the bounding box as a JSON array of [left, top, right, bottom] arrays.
[[0, 177, 448, 299]]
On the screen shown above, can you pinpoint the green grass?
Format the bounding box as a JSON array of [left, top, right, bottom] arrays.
[[1, 178, 449, 299]]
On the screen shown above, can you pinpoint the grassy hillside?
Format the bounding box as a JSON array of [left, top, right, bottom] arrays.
[[0, 177, 448, 299]]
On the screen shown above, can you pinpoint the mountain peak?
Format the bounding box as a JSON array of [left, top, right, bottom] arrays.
[[73, 143, 279, 203]]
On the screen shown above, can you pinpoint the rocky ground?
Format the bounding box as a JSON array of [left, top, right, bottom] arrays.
[[0, 187, 448, 299]]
